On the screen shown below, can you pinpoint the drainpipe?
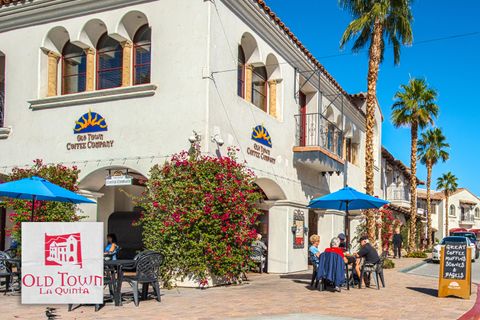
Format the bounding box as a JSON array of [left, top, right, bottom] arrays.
[[203, 0, 213, 154]]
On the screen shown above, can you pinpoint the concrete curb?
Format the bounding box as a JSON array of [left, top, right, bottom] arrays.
[[399, 260, 429, 273]]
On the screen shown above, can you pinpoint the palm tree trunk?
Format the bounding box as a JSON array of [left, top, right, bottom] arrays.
[[445, 193, 449, 237], [426, 162, 432, 247], [408, 123, 418, 252], [365, 20, 383, 244]]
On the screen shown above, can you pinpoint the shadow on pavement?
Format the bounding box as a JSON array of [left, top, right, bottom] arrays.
[[406, 286, 438, 297]]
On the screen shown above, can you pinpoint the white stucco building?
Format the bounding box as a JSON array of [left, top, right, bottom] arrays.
[[418, 188, 480, 241], [0, 0, 383, 273]]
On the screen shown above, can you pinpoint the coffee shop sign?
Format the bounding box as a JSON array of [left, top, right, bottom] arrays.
[[247, 125, 276, 164], [66, 110, 114, 151]]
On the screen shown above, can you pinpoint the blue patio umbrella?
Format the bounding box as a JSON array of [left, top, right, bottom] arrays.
[[308, 185, 389, 246], [0, 176, 95, 221]]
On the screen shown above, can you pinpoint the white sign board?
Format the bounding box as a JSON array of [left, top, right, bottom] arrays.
[[105, 175, 132, 186], [21, 222, 103, 304]]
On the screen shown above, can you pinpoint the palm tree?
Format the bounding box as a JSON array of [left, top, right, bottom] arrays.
[[339, 0, 413, 243], [418, 128, 449, 247], [391, 78, 439, 252], [437, 172, 458, 237]]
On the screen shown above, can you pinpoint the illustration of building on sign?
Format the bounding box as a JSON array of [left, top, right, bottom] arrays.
[[44, 233, 82, 268]]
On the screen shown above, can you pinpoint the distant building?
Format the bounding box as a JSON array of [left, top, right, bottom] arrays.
[[418, 188, 480, 241]]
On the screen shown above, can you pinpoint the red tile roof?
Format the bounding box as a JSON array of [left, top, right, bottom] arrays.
[[254, 0, 364, 116]]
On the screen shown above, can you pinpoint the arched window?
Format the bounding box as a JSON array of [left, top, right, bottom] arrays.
[[449, 204, 456, 216], [62, 42, 87, 94], [97, 33, 123, 90], [237, 46, 245, 98], [133, 25, 151, 85], [0, 52, 5, 127], [251, 66, 267, 112]]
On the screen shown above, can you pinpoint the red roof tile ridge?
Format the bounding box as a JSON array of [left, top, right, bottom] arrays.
[[253, 0, 365, 117]]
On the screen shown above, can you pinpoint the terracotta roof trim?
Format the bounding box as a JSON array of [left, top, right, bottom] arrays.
[[253, 0, 365, 117], [382, 147, 425, 185]]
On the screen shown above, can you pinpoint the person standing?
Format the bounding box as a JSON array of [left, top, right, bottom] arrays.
[[393, 228, 403, 259]]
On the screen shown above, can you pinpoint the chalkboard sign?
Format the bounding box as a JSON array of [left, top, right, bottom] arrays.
[[443, 242, 467, 280]]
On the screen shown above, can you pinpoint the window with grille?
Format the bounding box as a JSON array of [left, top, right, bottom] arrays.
[[62, 42, 87, 94], [97, 33, 123, 90], [237, 46, 245, 98], [251, 66, 267, 112], [133, 25, 151, 85], [0, 53, 4, 128]]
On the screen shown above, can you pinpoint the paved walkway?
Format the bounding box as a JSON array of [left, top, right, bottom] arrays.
[[0, 258, 475, 320]]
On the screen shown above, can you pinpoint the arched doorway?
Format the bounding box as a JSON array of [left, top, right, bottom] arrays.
[[254, 178, 287, 272], [79, 166, 147, 258]]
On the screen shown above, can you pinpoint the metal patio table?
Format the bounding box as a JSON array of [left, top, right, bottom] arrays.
[[105, 259, 135, 306]]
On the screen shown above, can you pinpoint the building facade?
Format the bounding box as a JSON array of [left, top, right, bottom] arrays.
[[0, 0, 383, 273], [418, 188, 480, 241], [381, 147, 425, 226]]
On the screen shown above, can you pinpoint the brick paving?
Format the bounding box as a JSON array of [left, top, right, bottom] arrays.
[[0, 258, 476, 320]]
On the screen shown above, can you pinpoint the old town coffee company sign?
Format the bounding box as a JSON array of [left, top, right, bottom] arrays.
[[21, 222, 103, 304], [66, 110, 114, 151], [247, 125, 276, 164]]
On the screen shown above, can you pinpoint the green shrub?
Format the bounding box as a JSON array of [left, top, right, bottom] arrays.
[[405, 251, 428, 258], [2, 159, 83, 244], [134, 149, 262, 287], [383, 258, 395, 269]]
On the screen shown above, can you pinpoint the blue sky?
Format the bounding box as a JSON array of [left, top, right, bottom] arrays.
[[266, 0, 480, 194]]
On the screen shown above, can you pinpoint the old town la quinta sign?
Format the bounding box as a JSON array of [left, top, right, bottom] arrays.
[[247, 125, 276, 164], [66, 110, 114, 151], [21, 222, 103, 304]]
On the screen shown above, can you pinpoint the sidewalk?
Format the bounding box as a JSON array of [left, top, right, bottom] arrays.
[[0, 258, 475, 320]]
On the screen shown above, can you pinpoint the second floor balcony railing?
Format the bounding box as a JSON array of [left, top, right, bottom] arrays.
[[461, 213, 475, 223], [294, 112, 343, 158], [387, 189, 410, 202], [0, 91, 4, 128]]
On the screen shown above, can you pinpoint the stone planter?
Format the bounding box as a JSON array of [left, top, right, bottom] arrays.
[[166, 272, 242, 288]]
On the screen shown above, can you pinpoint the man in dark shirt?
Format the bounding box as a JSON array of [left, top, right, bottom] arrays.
[[392, 229, 403, 258], [355, 235, 380, 282]]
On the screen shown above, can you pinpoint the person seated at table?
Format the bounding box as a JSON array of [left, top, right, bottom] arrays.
[[338, 233, 347, 251], [325, 237, 348, 264], [104, 233, 118, 261], [354, 235, 380, 286], [309, 234, 321, 266], [252, 234, 267, 253]]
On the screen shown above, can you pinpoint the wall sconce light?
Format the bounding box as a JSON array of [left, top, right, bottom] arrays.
[[291, 225, 297, 233], [211, 134, 224, 146], [188, 130, 201, 144], [303, 226, 309, 234]]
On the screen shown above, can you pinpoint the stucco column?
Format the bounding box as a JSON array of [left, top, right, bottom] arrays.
[[245, 65, 253, 102], [121, 41, 133, 87], [47, 51, 60, 97], [85, 48, 95, 91], [268, 80, 277, 118]]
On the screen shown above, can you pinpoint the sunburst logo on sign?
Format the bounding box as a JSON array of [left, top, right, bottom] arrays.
[[73, 110, 108, 134], [251, 125, 272, 148]]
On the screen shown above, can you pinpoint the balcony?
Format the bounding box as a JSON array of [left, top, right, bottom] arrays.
[[293, 113, 344, 172], [386, 188, 410, 208], [460, 213, 475, 225]]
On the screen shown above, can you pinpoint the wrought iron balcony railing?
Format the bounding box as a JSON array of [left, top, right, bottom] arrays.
[[294, 112, 343, 158]]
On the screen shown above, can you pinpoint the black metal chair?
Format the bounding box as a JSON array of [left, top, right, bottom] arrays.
[[0, 251, 13, 294], [68, 265, 115, 312], [250, 246, 266, 273], [123, 252, 164, 306], [309, 252, 320, 289], [359, 251, 387, 290]]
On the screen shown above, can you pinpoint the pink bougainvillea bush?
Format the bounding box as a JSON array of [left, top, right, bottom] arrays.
[[2, 159, 82, 243], [134, 149, 262, 287], [377, 207, 402, 252]]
